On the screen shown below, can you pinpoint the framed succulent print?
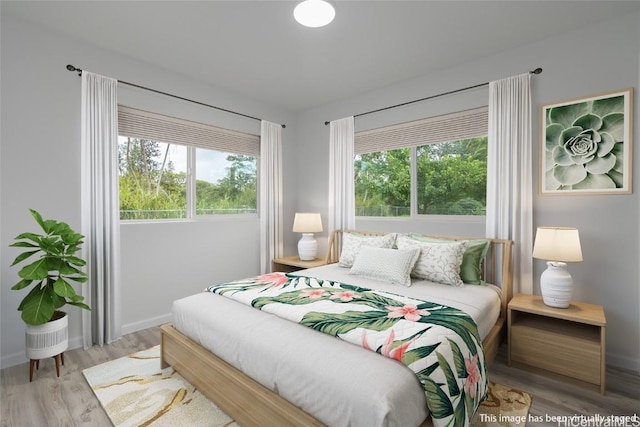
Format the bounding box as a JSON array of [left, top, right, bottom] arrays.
[[540, 88, 633, 195]]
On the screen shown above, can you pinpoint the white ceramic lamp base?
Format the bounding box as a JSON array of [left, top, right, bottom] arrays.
[[297, 233, 318, 261], [540, 261, 573, 308]]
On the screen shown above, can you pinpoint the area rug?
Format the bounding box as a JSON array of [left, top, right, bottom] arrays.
[[472, 382, 532, 427], [82, 346, 238, 427], [84, 346, 531, 427]]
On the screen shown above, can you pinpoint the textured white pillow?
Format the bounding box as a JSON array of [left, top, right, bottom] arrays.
[[349, 246, 420, 287], [396, 235, 468, 286], [338, 232, 396, 267]]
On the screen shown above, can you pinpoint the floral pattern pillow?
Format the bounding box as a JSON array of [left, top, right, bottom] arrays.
[[396, 234, 468, 286], [338, 232, 396, 267]]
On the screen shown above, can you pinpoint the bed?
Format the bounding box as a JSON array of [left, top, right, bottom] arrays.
[[160, 229, 513, 427]]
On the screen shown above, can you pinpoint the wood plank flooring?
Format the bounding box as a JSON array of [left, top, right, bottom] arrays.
[[1, 327, 638, 426], [1, 327, 160, 427], [489, 350, 640, 425]]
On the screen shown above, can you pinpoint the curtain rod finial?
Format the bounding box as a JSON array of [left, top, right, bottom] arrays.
[[531, 67, 543, 75], [66, 64, 82, 76], [324, 121, 330, 126]]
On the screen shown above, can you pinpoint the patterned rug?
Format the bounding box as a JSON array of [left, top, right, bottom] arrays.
[[472, 382, 532, 427], [83, 346, 238, 427], [83, 346, 531, 427]]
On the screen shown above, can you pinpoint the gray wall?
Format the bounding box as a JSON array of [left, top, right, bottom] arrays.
[[292, 12, 640, 371], [2, 10, 639, 373], [0, 16, 296, 368]]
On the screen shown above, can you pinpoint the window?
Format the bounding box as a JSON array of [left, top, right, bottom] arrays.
[[118, 138, 187, 220], [355, 149, 410, 217], [194, 149, 257, 215], [117, 106, 259, 220], [354, 107, 488, 217], [416, 137, 487, 215]]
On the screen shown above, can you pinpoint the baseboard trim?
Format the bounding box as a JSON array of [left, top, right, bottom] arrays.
[[1, 336, 83, 370], [607, 352, 640, 374], [1, 350, 28, 370], [1, 315, 170, 370], [121, 313, 172, 336]]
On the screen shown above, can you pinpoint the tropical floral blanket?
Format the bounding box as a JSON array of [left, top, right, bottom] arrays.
[[207, 273, 487, 427]]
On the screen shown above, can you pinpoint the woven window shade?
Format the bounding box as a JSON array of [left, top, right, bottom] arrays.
[[355, 106, 488, 155], [118, 106, 259, 156]]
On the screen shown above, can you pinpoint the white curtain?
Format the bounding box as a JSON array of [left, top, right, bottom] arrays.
[[486, 73, 533, 294], [80, 71, 122, 348], [259, 121, 283, 273], [328, 117, 356, 232]]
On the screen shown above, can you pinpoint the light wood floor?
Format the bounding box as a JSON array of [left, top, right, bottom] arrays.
[[1, 327, 638, 426]]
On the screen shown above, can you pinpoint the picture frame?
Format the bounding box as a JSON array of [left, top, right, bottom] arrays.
[[540, 87, 633, 195]]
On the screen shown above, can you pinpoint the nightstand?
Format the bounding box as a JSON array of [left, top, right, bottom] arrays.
[[508, 294, 606, 394], [272, 255, 327, 273]]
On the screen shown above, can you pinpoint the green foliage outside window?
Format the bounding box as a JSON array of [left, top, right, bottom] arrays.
[[355, 137, 487, 217], [195, 153, 257, 215], [355, 148, 411, 216], [118, 137, 257, 220], [417, 137, 487, 215]]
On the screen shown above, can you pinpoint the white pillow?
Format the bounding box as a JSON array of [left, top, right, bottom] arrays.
[[338, 232, 396, 267], [396, 234, 468, 286], [349, 246, 420, 287]]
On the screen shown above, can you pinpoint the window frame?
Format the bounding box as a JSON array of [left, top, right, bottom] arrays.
[[191, 147, 259, 220], [354, 107, 488, 220], [117, 106, 260, 223]]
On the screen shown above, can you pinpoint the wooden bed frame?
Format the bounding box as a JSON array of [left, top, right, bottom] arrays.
[[161, 229, 514, 427]]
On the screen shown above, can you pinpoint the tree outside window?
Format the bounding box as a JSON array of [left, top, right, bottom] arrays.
[[354, 137, 487, 217], [417, 137, 487, 215], [118, 137, 257, 220], [355, 148, 410, 217]]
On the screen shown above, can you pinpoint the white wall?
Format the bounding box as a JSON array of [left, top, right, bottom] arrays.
[[293, 12, 640, 371], [0, 16, 296, 368]]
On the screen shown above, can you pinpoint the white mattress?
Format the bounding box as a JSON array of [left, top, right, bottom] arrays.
[[171, 264, 501, 427]]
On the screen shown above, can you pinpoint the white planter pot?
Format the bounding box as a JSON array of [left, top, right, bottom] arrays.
[[25, 311, 68, 360]]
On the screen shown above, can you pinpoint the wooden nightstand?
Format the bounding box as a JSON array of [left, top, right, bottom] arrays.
[[508, 294, 606, 394], [272, 255, 327, 273]]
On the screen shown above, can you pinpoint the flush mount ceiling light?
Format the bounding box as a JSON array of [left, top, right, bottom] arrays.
[[294, 0, 335, 28]]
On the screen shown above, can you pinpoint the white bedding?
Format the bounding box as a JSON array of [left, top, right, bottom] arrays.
[[171, 264, 501, 427], [298, 264, 502, 339]]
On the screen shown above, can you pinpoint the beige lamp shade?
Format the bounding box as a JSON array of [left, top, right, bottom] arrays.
[[532, 227, 583, 262], [292, 213, 323, 233]]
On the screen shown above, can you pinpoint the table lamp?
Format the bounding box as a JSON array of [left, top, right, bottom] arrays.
[[532, 227, 583, 308], [292, 213, 323, 261]]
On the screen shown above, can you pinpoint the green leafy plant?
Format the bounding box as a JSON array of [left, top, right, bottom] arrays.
[[10, 209, 90, 325]]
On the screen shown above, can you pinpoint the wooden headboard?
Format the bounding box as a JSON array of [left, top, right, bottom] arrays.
[[325, 229, 514, 319]]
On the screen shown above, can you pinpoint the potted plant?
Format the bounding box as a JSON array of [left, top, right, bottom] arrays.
[[10, 209, 90, 363]]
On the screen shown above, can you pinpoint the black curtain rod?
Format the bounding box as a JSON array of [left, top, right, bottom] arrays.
[[66, 65, 286, 129], [324, 67, 543, 125]]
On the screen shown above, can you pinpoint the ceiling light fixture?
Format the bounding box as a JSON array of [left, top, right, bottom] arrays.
[[294, 0, 335, 28]]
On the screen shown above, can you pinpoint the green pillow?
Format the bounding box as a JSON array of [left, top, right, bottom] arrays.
[[407, 234, 491, 285]]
